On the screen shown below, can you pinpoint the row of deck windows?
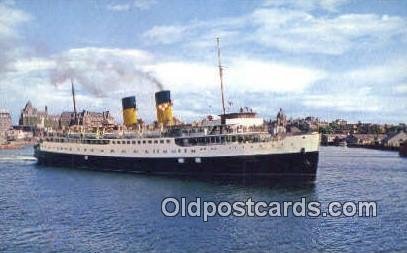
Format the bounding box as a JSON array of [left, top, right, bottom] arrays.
[[174, 134, 271, 147], [110, 139, 170, 145], [45, 138, 171, 145]]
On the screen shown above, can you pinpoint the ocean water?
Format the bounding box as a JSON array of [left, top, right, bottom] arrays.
[[0, 146, 406, 253]]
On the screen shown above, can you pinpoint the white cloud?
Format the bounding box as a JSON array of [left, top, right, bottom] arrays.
[[144, 58, 325, 94], [345, 58, 407, 85], [107, 0, 157, 11], [263, 0, 349, 12], [225, 58, 325, 93], [142, 5, 407, 55], [0, 2, 31, 37], [302, 94, 382, 112], [0, 2, 31, 73], [393, 84, 407, 94], [143, 25, 189, 44], [133, 0, 157, 10], [106, 4, 131, 12], [251, 9, 406, 55], [144, 61, 218, 91], [13, 58, 56, 73]]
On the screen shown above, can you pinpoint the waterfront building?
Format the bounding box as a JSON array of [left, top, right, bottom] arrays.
[[59, 110, 116, 129], [346, 134, 386, 145], [78, 110, 115, 127], [18, 101, 59, 130], [384, 131, 407, 148], [0, 109, 12, 132], [59, 112, 75, 128], [6, 129, 34, 141]]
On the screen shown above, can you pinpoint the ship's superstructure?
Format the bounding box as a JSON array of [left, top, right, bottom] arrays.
[[34, 39, 320, 180]]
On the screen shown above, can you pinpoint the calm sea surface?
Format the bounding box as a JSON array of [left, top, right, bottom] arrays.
[[0, 146, 406, 252]]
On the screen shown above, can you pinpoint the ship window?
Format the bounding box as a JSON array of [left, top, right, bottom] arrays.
[[122, 150, 126, 153], [134, 150, 138, 153], [160, 140, 164, 144], [154, 140, 158, 144], [143, 140, 146, 144], [138, 141, 141, 144], [127, 141, 130, 144], [163, 150, 167, 153], [166, 140, 171, 144], [148, 140, 152, 144], [111, 150, 114, 153], [145, 150, 149, 153], [184, 149, 187, 153], [112, 141, 116, 144], [101, 150, 104, 153], [132, 141, 136, 144]]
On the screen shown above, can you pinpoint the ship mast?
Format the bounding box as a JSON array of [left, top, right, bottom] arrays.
[[71, 78, 78, 125], [217, 37, 226, 115]]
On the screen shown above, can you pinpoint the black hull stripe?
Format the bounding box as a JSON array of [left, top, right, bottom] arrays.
[[35, 150, 319, 180]]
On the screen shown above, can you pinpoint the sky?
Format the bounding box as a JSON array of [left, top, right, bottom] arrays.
[[0, 0, 406, 124]]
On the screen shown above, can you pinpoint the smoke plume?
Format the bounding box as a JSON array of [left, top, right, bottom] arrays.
[[49, 48, 164, 97]]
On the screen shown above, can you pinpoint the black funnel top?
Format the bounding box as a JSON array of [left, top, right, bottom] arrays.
[[155, 90, 171, 105], [122, 96, 136, 109]]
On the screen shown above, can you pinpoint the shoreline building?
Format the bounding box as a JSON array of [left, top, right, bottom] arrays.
[[19, 101, 60, 130], [0, 109, 12, 144], [0, 109, 12, 132], [59, 110, 116, 129]]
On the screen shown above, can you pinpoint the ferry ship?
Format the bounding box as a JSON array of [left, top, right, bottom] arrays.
[[34, 39, 320, 180]]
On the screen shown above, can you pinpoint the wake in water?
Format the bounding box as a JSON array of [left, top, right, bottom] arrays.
[[0, 156, 37, 162]]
